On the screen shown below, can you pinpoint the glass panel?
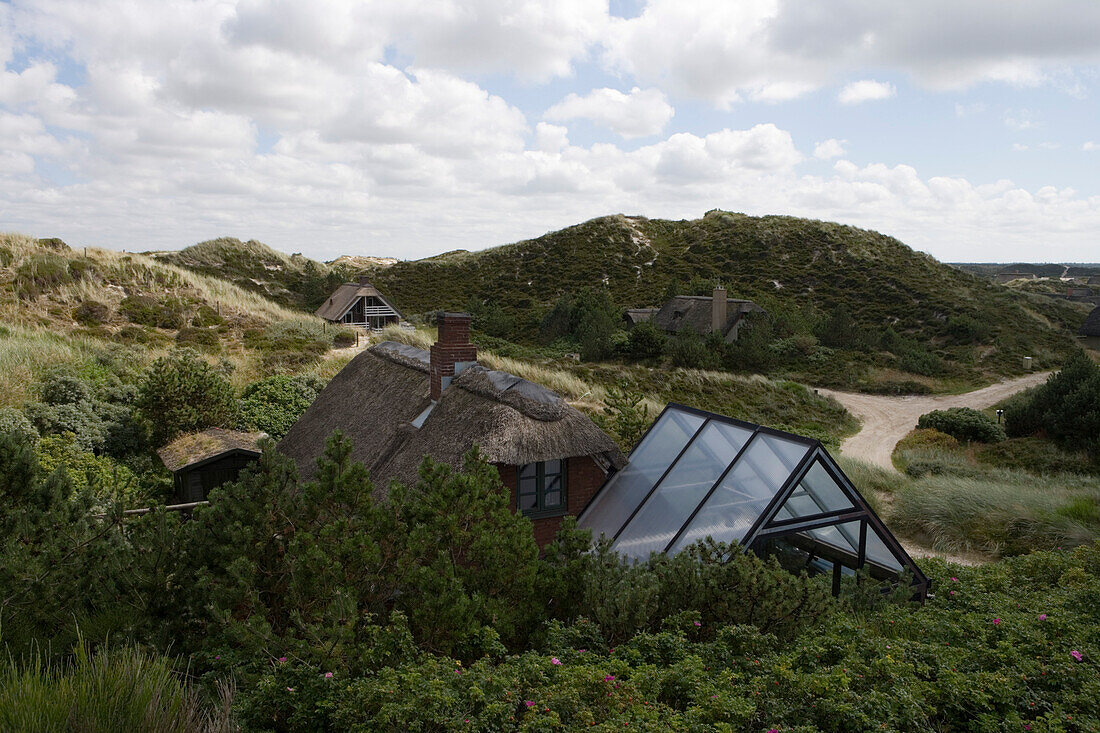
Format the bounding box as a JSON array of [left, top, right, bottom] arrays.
[[669, 433, 809, 552], [519, 463, 536, 479], [612, 421, 753, 560], [804, 520, 860, 554], [519, 492, 537, 511], [543, 459, 562, 477], [796, 461, 854, 513], [578, 409, 705, 541], [864, 524, 904, 571], [543, 490, 562, 508]]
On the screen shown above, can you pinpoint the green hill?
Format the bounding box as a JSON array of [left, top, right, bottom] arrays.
[[151, 237, 359, 311], [358, 211, 1089, 390]]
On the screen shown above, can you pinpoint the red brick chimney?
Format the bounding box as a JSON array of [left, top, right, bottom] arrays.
[[711, 285, 727, 333], [430, 312, 477, 401], [358, 275, 371, 286]]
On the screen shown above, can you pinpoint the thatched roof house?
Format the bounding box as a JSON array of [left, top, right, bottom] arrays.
[[279, 313, 626, 546], [623, 308, 659, 328], [1081, 305, 1100, 338], [158, 428, 267, 504], [316, 276, 401, 329], [651, 287, 764, 342]]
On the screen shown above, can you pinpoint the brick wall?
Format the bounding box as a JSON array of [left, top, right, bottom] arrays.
[[430, 312, 476, 400], [496, 455, 610, 548]]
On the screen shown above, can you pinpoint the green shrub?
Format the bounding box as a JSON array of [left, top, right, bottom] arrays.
[[119, 295, 188, 329], [946, 314, 992, 344], [238, 374, 324, 440], [15, 253, 71, 297], [72, 300, 109, 326], [1005, 351, 1100, 459], [135, 349, 238, 446], [175, 326, 221, 352], [0, 246, 13, 267], [37, 433, 140, 505], [0, 408, 38, 442], [623, 321, 665, 360], [917, 407, 1006, 443], [667, 331, 719, 369], [332, 327, 357, 348], [975, 437, 1099, 476], [191, 304, 223, 327], [895, 428, 959, 452]]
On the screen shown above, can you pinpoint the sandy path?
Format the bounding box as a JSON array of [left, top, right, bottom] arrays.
[[820, 372, 1051, 471]]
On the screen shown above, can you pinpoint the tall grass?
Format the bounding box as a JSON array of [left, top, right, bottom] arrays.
[[891, 470, 1100, 557], [0, 642, 232, 732], [0, 325, 116, 407]]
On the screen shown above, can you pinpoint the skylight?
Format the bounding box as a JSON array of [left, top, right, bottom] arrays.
[[577, 404, 928, 597]]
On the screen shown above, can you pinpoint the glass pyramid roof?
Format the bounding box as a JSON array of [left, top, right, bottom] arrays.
[[577, 404, 927, 594]]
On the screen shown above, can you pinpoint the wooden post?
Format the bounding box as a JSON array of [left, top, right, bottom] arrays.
[[356, 330, 359, 347]]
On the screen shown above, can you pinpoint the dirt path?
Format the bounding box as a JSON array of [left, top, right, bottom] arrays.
[[820, 372, 1051, 471]]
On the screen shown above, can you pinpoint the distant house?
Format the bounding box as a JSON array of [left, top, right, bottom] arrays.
[[623, 308, 659, 328], [650, 287, 764, 342], [995, 272, 1037, 284], [578, 403, 929, 598], [316, 276, 401, 329], [279, 313, 626, 546], [1080, 306, 1100, 338], [158, 428, 266, 504]]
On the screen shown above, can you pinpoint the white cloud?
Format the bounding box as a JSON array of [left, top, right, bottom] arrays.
[[837, 80, 896, 104], [1004, 111, 1039, 130], [955, 102, 986, 117], [813, 139, 846, 159], [1084, 141, 1100, 151], [544, 87, 673, 138]]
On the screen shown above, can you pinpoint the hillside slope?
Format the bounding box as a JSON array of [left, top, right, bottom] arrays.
[[361, 211, 1087, 386], [151, 238, 363, 311]]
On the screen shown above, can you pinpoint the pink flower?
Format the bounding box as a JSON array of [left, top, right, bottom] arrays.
[[454, 669, 462, 675], [769, 729, 779, 733], [215, 655, 220, 660], [524, 701, 536, 708], [604, 675, 615, 682], [324, 672, 333, 679], [551, 657, 562, 665], [993, 618, 1002, 625], [951, 577, 958, 582], [1039, 614, 1047, 621], [693, 621, 702, 627], [578, 649, 586, 653], [1071, 650, 1083, 662], [949, 590, 956, 596], [278, 656, 287, 663], [286, 687, 294, 692]]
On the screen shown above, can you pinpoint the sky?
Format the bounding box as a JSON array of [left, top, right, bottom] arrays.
[[1, 1, 1099, 262]]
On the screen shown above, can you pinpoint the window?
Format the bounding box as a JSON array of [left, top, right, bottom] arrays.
[[517, 459, 567, 517]]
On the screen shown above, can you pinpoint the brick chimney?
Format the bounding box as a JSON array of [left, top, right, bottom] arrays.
[[711, 286, 727, 333], [358, 275, 371, 286], [430, 312, 477, 401]]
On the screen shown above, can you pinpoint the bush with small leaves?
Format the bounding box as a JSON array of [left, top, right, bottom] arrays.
[[72, 301, 109, 326], [917, 407, 1006, 443], [135, 349, 238, 446], [238, 374, 324, 440]]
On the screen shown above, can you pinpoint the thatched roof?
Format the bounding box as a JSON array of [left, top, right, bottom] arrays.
[[1081, 306, 1100, 337], [158, 428, 266, 473], [624, 308, 659, 326], [651, 296, 763, 338], [315, 281, 401, 321], [278, 341, 626, 486]]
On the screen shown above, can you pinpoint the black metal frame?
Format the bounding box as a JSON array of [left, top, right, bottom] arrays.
[[577, 402, 929, 600]]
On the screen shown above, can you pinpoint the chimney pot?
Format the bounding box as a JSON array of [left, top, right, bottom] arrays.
[[430, 312, 476, 401], [712, 286, 727, 333]]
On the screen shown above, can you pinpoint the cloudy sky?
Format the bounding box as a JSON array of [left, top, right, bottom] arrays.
[[2, 0, 1099, 262]]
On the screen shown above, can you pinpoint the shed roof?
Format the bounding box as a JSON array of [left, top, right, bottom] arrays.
[[1080, 306, 1100, 337], [577, 404, 927, 595], [278, 341, 626, 486], [651, 295, 763, 337], [157, 428, 267, 473], [315, 282, 401, 321], [624, 308, 659, 325]]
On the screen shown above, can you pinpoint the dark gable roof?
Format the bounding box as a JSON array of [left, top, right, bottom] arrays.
[[158, 428, 266, 472], [278, 341, 626, 486], [651, 296, 763, 337], [315, 282, 401, 321], [1081, 306, 1100, 337], [624, 308, 659, 325]]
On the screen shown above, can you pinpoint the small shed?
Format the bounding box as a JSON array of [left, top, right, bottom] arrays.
[[623, 308, 659, 328], [158, 428, 267, 503], [316, 276, 401, 329]]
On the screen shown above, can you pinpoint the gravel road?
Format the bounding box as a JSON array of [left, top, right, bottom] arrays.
[[820, 372, 1051, 470]]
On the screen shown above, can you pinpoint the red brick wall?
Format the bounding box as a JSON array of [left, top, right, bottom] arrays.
[[430, 313, 477, 400], [496, 456, 610, 547]]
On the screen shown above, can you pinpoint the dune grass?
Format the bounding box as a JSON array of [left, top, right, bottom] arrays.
[[0, 642, 232, 732]]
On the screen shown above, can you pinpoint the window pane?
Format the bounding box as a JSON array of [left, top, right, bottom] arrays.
[[670, 433, 809, 551], [864, 524, 904, 571], [543, 490, 562, 508], [803, 520, 860, 555], [578, 408, 705, 541], [612, 421, 753, 560], [794, 461, 854, 514], [543, 459, 562, 477], [519, 477, 537, 495], [519, 492, 537, 511], [519, 463, 536, 479]]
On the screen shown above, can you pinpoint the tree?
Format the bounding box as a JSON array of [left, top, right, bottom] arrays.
[[624, 321, 665, 361], [135, 349, 237, 446], [1005, 351, 1100, 459], [238, 375, 325, 440]]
